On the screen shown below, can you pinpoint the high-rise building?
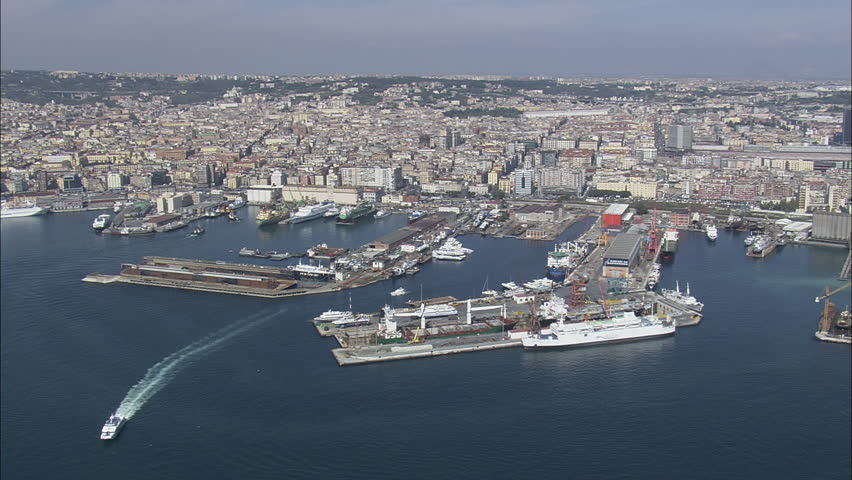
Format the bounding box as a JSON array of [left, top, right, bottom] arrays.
[[842, 108, 851, 146], [666, 125, 693, 150], [339, 166, 402, 191], [513, 169, 534, 195], [445, 129, 461, 149]]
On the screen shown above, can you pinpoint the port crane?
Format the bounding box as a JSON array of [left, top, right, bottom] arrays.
[[815, 283, 852, 332]]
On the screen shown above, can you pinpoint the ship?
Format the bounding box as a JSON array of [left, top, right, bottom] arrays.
[[337, 203, 375, 224], [407, 211, 425, 223], [522, 311, 675, 349], [375, 210, 390, 218], [331, 314, 371, 328], [227, 211, 240, 222], [390, 287, 408, 296], [314, 309, 353, 322], [100, 413, 127, 440], [546, 241, 587, 280], [188, 226, 205, 236], [647, 263, 661, 289], [660, 280, 704, 312], [705, 224, 718, 241], [92, 214, 112, 231], [289, 202, 335, 224], [382, 304, 458, 319], [377, 317, 519, 344], [288, 261, 334, 277], [1, 201, 48, 218], [255, 205, 289, 226], [661, 229, 679, 255]]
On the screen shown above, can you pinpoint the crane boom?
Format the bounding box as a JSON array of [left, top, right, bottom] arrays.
[[815, 282, 851, 303]]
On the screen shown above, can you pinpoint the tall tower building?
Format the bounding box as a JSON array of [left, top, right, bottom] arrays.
[[666, 125, 693, 150], [842, 108, 851, 146]]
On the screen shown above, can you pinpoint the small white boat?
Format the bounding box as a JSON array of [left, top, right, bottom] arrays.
[[375, 210, 390, 218], [390, 287, 408, 297], [92, 214, 111, 231], [100, 413, 127, 440]]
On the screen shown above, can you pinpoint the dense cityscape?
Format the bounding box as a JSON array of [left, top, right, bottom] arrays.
[[1, 70, 850, 214]]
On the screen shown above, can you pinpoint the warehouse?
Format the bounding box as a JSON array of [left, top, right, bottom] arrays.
[[602, 203, 629, 229], [812, 212, 851, 244], [601, 233, 643, 278]]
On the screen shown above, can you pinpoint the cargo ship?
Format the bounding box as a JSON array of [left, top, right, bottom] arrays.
[[522, 311, 675, 349], [661, 229, 679, 256], [256, 205, 289, 226], [545, 241, 587, 281], [336, 203, 374, 224]]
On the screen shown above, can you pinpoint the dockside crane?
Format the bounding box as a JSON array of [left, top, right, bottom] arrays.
[[815, 283, 852, 332]]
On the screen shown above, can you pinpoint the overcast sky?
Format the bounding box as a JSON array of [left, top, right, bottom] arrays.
[[1, 0, 850, 79]]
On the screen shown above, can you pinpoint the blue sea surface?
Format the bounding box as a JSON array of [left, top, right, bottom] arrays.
[[1, 211, 849, 479]]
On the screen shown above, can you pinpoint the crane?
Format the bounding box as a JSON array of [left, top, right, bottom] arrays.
[[815, 283, 852, 332]]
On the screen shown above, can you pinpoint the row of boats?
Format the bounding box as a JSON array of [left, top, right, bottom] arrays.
[[256, 202, 390, 227]]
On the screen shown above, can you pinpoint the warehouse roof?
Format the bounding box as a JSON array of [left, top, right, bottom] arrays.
[[604, 203, 629, 216], [603, 233, 643, 260]]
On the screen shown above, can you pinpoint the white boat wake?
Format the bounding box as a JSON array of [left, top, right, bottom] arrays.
[[114, 308, 279, 419]]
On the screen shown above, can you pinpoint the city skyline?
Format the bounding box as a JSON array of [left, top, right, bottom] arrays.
[[1, 0, 851, 80]]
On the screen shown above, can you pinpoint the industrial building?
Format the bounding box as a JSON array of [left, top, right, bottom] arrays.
[[812, 212, 852, 244], [601, 233, 643, 278], [602, 203, 630, 229]]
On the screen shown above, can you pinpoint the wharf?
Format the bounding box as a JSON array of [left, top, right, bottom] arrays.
[[332, 337, 522, 366]]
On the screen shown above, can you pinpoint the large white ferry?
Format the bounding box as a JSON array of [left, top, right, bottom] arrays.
[[522, 311, 675, 349], [100, 413, 127, 440], [383, 304, 459, 319], [289, 202, 335, 224], [1, 202, 48, 218]]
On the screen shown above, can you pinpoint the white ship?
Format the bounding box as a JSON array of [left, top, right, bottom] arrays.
[[92, 214, 112, 231], [288, 261, 334, 277], [523, 278, 556, 292], [383, 304, 458, 319], [705, 224, 718, 241], [432, 237, 472, 261], [331, 314, 371, 328], [390, 287, 408, 297], [314, 310, 352, 322], [1, 202, 48, 218], [744, 234, 756, 246], [323, 205, 339, 217], [375, 210, 390, 218], [289, 202, 335, 224], [100, 413, 127, 440], [660, 281, 704, 312], [501, 281, 519, 290], [647, 263, 661, 289], [522, 311, 675, 349]]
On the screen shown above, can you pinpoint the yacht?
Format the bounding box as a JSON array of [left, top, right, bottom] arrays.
[[92, 214, 112, 231], [375, 210, 390, 218], [390, 287, 408, 297], [332, 314, 371, 328], [189, 226, 205, 236], [314, 309, 354, 322], [100, 413, 127, 440]]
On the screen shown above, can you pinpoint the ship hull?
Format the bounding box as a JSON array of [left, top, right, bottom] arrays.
[[1, 207, 48, 218], [522, 325, 674, 349]]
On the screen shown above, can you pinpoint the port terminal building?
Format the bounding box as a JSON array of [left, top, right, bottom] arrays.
[[601, 233, 643, 278]]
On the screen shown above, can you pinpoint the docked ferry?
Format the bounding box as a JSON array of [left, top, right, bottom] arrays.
[[522, 311, 675, 349]]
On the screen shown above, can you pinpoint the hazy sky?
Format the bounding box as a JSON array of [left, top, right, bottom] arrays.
[[2, 0, 850, 79]]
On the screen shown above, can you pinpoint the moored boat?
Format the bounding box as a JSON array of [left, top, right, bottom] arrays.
[[522, 311, 675, 349], [92, 214, 112, 231]]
